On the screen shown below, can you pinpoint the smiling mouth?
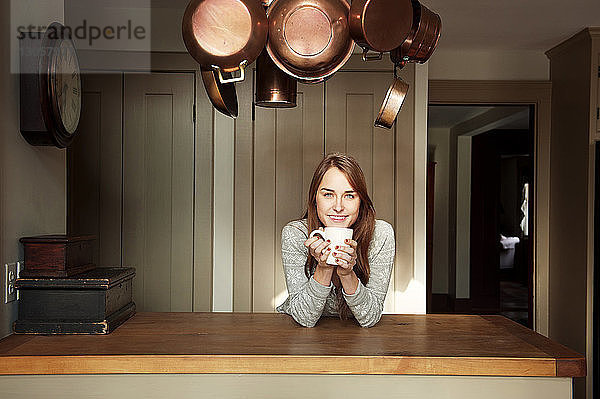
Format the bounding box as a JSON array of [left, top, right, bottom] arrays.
[[329, 215, 348, 222]]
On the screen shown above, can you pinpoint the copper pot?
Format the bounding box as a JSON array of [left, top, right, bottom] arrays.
[[390, 0, 441, 65], [182, 0, 268, 83], [255, 50, 297, 108], [349, 0, 413, 54], [375, 67, 409, 129], [418, 12, 441, 61], [201, 68, 239, 118], [265, 0, 354, 83]]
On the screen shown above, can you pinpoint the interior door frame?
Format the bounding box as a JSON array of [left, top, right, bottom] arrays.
[[428, 80, 552, 335]]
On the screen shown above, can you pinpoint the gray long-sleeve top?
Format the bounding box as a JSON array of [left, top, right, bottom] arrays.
[[276, 219, 395, 328]]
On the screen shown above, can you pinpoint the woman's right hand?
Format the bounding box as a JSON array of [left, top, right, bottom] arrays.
[[304, 231, 332, 266]]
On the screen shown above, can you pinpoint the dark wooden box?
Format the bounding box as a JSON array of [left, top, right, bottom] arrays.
[[14, 267, 136, 334], [19, 235, 97, 277]]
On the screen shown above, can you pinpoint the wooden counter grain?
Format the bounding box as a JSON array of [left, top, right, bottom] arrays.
[[0, 313, 585, 377]]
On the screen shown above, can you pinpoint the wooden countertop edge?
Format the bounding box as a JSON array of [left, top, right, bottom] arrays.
[[0, 355, 567, 377], [556, 358, 587, 377], [480, 316, 587, 377]]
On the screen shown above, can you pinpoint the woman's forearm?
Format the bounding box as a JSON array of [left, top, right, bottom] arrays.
[[338, 270, 359, 295], [284, 277, 332, 327], [313, 264, 335, 287]]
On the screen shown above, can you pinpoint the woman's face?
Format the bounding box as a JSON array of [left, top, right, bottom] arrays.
[[316, 167, 360, 228]]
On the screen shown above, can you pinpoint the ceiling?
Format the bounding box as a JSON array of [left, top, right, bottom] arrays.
[[428, 105, 530, 132], [428, 106, 493, 129], [425, 0, 600, 51], [146, 0, 600, 53]]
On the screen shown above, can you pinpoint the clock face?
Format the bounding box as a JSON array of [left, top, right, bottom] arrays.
[[51, 40, 81, 136]]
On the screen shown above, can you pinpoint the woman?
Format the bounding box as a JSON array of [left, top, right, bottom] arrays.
[[276, 153, 395, 328]]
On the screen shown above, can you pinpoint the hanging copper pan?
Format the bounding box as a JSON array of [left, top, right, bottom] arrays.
[[418, 13, 441, 61], [389, 0, 420, 64], [265, 0, 354, 83], [255, 49, 298, 108], [412, 8, 441, 62], [349, 0, 413, 58], [389, 0, 441, 65], [201, 68, 239, 118], [182, 0, 267, 83], [403, 2, 430, 60], [412, 7, 434, 58], [375, 67, 409, 129]]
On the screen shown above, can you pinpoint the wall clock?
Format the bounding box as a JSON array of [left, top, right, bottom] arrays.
[[20, 22, 82, 148]]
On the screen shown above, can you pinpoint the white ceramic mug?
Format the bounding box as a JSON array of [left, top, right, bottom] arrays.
[[309, 227, 353, 265]]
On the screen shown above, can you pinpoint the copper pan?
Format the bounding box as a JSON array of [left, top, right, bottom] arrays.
[[201, 68, 238, 118], [415, 12, 436, 59], [255, 49, 298, 108], [375, 67, 409, 129], [414, 8, 438, 60], [182, 0, 267, 83], [349, 0, 413, 55], [420, 13, 442, 61], [403, 2, 430, 59], [266, 0, 354, 83], [395, 0, 422, 61], [389, 1, 441, 65]]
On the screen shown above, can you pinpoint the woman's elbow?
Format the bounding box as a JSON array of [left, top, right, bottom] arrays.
[[359, 304, 384, 328], [292, 314, 318, 328], [359, 315, 382, 328], [288, 306, 319, 327]]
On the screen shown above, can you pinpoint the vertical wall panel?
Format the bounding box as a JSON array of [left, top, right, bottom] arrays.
[[124, 73, 194, 312], [213, 112, 235, 312], [170, 81, 195, 312], [68, 93, 100, 262], [193, 67, 214, 313], [233, 71, 255, 312], [346, 94, 374, 194], [145, 96, 173, 311], [68, 74, 122, 267], [253, 105, 277, 312]]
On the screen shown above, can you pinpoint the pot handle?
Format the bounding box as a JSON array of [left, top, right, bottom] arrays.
[[212, 60, 248, 84], [361, 48, 383, 62]]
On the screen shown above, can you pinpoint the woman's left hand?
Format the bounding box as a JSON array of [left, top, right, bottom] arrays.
[[333, 238, 358, 276]]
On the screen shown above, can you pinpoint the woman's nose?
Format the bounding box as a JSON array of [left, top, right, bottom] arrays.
[[333, 198, 344, 211]]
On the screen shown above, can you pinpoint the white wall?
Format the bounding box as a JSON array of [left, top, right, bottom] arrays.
[[428, 49, 549, 81], [428, 128, 450, 294], [455, 136, 472, 299], [403, 63, 429, 314], [427, 131, 472, 299], [1, 0, 66, 339]]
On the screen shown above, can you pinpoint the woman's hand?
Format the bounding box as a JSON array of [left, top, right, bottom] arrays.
[[334, 238, 358, 277], [303, 229, 332, 267]]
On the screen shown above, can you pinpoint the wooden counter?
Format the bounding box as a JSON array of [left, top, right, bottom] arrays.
[[0, 312, 585, 377]]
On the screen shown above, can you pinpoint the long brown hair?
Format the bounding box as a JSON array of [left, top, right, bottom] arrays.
[[302, 153, 376, 320]]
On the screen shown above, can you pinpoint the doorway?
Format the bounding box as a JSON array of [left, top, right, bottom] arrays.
[[426, 104, 534, 328]]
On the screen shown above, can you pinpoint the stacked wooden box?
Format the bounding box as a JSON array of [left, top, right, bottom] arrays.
[[14, 235, 136, 334]]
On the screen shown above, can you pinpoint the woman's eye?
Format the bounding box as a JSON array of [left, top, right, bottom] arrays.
[[345, 194, 355, 199], [323, 193, 333, 198]]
